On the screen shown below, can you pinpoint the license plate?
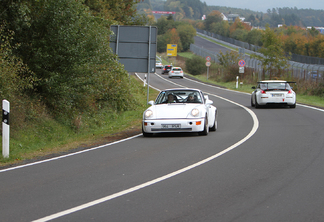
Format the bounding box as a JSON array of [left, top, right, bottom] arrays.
[[161, 124, 181, 129], [272, 94, 283, 97]]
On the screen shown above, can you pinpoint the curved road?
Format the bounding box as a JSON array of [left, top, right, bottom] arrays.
[[0, 37, 324, 221]]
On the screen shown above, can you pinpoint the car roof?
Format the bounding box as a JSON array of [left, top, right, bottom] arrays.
[[172, 67, 181, 69]]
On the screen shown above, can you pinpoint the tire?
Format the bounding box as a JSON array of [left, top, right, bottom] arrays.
[[142, 125, 153, 137], [255, 96, 260, 108], [199, 116, 209, 136], [290, 103, 296, 108], [210, 112, 217, 131], [251, 97, 255, 107]]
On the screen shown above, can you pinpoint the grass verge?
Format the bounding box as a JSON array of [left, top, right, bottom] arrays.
[[0, 75, 159, 167]]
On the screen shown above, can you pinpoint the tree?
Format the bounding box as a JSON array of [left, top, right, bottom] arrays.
[[211, 20, 230, 37], [84, 0, 147, 25], [1, 0, 137, 119], [246, 29, 263, 46], [204, 10, 223, 32], [164, 28, 182, 52], [155, 16, 175, 35], [177, 23, 196, 51], [252, 25, 290, 79]]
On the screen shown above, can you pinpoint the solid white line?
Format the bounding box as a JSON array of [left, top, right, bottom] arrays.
[[32, 73, 259, 222], [0, 134, 142, 173]]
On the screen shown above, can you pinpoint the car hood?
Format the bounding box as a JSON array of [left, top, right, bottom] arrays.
[[151, 104, 202, 118]]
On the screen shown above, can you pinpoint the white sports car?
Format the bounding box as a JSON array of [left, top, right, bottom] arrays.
[[251, 80, 296, 108], [142, 88, 217, 137], [168, 67, 184, 78]]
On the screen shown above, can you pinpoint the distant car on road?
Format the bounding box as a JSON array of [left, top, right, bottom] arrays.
[[162, 65, 173, 74], [251, 80, 296, 108], [155, 61, 163, 69], [168, 67, 184, 78], [142, 88, 217, 137]]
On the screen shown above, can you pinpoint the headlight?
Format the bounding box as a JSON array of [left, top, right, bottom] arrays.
[[191, 108, 199, 117], [144, 110, 153, 118]]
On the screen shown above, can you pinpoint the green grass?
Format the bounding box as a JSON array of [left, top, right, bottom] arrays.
[[178, 52, 195, 59], [0, 76, 159, 167]]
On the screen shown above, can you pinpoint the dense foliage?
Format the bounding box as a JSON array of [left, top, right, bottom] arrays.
[[155, 15, 196, 53], [0, 0, 146, 130], [251, 26, 290, 79], [185, 55, 206, 75]]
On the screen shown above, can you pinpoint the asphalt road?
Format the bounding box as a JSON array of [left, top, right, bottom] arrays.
[[193, 35, 233, 55], [1, 37, 324, 222]]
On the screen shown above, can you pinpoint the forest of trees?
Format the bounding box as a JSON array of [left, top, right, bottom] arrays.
[[0, 0, 148, 129]]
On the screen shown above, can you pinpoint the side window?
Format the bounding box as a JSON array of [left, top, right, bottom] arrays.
[[155, 92, 166, 104]]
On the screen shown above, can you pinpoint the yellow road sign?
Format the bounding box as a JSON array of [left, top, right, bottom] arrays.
[[167, 44, 177, 56]]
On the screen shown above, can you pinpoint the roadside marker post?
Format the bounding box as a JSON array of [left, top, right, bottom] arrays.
[[2, 100, 10, 158]]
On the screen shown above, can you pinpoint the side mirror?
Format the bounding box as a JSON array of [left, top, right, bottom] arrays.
[[206, 99, 213, 105], [252, 86, 256, 89], [148, 101, 154, 106]]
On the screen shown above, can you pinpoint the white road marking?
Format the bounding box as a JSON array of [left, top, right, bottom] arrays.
[[0, 134, 142, 173], [32, 73, 259, 221]]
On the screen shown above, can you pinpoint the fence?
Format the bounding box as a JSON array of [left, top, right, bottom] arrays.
[[196, 28, 324, 65], [191, 32, 324, 82]]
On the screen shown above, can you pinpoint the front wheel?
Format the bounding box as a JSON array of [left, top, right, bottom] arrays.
[[142, 126, 153, 137], [199, 116, 209, 136]]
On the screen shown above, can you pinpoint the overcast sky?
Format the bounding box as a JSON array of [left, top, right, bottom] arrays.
[[203, 0, 324, 12]]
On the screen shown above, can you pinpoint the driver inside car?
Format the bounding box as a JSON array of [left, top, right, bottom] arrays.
[[164, 94, 178, 103]]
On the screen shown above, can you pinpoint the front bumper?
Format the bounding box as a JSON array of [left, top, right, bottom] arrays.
[[143, 118, 205, 133]]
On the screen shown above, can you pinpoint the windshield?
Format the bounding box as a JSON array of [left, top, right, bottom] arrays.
[[155, 90, 203, 104]]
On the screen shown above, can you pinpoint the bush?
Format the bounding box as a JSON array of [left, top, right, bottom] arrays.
[[185, 55, 206, 75], [3, 0, 137, 124]]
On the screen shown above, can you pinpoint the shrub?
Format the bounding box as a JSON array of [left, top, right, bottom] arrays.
[[185, 55, 206, 75]]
